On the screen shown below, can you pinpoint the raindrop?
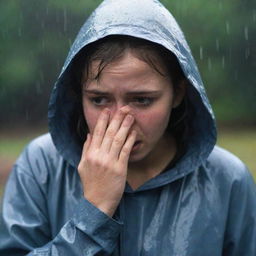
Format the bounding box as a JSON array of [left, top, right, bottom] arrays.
[[41, 40, 45, 50], [222, 56, 225, 68], [18, 27, 22, 37], [199, 46, 203, 60], [19, 12, 24, 22], [218, 2, 223, 11], [245, 48, 250, 59], [234, 70, 238, 81], [40, 72, 45, 83], [56, 59, 61, 70], [68, 38, 72, 47], [55, 10, 59, 23], [41, 21, 45, 30], [216, 39, 220, 52], [244, 26, 249, 41], [36, 82, 42, 95], [253, 10, 256, 22], [208, 58, 212, 71], [225, 21, 230, 35], [63, 8, 67, 32]]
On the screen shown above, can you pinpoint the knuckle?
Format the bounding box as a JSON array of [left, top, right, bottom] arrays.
[[84, 152, 97, 164], [113, 136, 124, 146], [78, 161, 86, 173], [106, 129, 116, 138], [94, 128, 103, 137], [91, 156, 102, 167], [121, 145, 130, 155], [77, 163, 82, 173], [84, 154, 93, 163], [101, 158, 112, 170], [86, 153, 110, 169]]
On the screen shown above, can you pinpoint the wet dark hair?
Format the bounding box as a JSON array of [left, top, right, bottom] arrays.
[[75, 35, 185, 91], [72, 35, 188, 161]]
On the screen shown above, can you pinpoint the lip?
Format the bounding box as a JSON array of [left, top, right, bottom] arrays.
[[131, 141, 142, 152]]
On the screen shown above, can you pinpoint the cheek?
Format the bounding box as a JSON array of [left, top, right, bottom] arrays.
[[83, 105, 99, 133], [135, 108, 171, 136]]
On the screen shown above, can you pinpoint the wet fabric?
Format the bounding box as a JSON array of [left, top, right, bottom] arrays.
[[1, 0, 256, 255]]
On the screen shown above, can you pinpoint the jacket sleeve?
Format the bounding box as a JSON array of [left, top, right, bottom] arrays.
[[222, 167, 256, 256], [0, 163, 122, 255]]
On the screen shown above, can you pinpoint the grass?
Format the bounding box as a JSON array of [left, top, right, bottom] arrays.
[[217, 129, 256, 180], [0, 129, 47, 198], [0, 129, 47, 159], [0, 136, 36, 159], [0, 128, 255, 200]]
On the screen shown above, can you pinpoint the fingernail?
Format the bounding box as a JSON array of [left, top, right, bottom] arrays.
[[126, 114, 134, 123], [120, 105, 130, 114], [103, 108, 110, 115]]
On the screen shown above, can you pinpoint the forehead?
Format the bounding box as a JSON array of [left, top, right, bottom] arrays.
[[88, 48, 168, 79], [85, 50, 171, 91]]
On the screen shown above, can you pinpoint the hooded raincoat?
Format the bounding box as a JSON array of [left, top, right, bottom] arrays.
[[1, 0, 256, 255]]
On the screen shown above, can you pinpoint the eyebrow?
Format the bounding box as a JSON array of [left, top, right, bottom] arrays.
[[83, 89, 162, 96]]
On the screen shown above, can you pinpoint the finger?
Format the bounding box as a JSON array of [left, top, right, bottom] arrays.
[[81, 133, 91, 159], [90, 108, 110, 148], [119, 130, 137, 162], [109, 114, 134, 157], [83, 133, 91, 152], [100, 109, 126, 151]]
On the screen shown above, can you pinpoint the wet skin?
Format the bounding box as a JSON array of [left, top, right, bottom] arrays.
[[78, 49, 185, 216]]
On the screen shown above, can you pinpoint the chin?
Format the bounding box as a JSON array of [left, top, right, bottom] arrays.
[[128, 149, 150, 163]]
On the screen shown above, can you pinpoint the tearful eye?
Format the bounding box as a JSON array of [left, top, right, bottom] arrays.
[[134, 97, 154, 106], [90, 97, 109, 106]]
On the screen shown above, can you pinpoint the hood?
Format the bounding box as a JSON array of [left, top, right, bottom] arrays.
[[48, 0, 217, 190]]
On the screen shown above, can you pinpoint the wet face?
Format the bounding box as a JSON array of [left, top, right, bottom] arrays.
[[82, 50, 184, 163]]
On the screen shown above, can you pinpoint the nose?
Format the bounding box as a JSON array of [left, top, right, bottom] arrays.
[[109, 104, 133, 119]]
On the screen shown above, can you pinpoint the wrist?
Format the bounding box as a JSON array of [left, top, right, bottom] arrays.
[[83, 194, 116, 217]]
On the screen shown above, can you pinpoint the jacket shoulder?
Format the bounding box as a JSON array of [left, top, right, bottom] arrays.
[[15, 133, 63, 176], [26, 133, 56, 150], [21, 133, 59, 158], [206, 145, 252, 183]]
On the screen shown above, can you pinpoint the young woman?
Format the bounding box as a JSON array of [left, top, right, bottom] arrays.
[[1, 0, 255, 255]]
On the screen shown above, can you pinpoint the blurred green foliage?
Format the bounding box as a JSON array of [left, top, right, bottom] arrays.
[[0, 0, 255, 126], [218, 129, 256, 179]]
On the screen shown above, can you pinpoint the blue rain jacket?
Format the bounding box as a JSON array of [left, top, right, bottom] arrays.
[[1, 0, 256, 255]]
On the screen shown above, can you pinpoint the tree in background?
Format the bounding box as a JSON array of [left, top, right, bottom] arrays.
[[0, 0, 255, 127]]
